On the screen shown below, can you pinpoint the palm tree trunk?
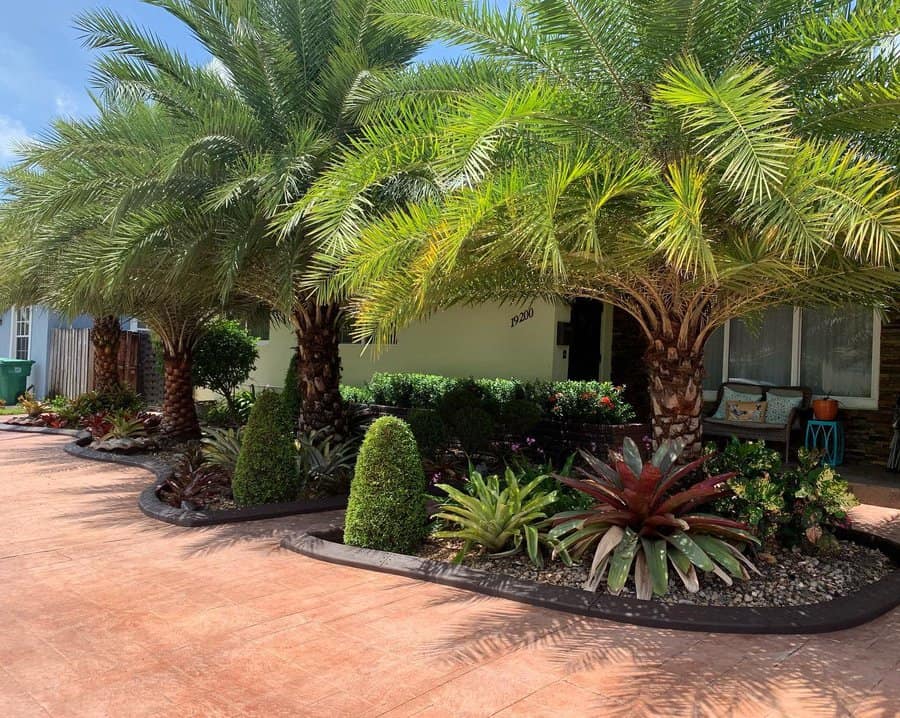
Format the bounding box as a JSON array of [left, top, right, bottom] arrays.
[[90, 315, 121, 394], [293, 302, 344, 438], [161, 349, 200, 440], [645, 339, 705, 458]]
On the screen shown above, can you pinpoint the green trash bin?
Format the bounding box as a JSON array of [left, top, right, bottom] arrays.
[[0, 359, 36, 406]]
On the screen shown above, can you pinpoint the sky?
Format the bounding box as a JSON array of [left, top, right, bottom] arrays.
[[0, 0, 470, 168]]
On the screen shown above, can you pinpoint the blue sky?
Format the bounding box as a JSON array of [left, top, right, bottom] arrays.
[[0, 1, 469, 167]]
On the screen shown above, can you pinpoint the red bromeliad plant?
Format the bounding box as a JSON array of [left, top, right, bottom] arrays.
[[550, 438, 760, 599]]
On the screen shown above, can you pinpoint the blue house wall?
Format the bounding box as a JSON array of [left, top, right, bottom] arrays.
[[0, 307, 94, 399]]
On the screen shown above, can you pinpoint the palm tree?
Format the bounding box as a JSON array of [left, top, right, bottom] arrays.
[[305, 0, 900, 456], [2, 102, 227, 440], [75, 0, 424, 436]]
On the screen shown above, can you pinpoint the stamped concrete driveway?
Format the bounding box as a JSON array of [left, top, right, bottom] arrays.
[[0, 431, 898, 718]]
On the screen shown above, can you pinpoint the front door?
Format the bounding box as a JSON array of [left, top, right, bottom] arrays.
[[567, 299, 604, 380]]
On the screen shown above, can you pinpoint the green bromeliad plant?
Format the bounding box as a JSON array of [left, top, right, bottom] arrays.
[[551, 438, 760, 599], [434, 467, 564, 567]]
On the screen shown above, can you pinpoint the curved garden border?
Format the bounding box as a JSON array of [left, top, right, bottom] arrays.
[[281, 526, 900, 635], [1, 422, 347, 527]]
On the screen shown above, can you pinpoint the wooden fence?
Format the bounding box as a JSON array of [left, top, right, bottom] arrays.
[[48, 328, 142, 398]]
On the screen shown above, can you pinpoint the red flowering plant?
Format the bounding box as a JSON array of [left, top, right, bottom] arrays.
[[543, 382, 635, 424], [550, 438, 760, 599]]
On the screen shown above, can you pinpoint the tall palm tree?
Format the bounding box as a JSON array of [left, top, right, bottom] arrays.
[[305, 0, 900, 456], [2, 102, 227, 439], [75, 0, 424, 436]]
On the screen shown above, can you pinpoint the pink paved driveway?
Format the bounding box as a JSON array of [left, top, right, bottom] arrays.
[[0, 432, 898, 717]]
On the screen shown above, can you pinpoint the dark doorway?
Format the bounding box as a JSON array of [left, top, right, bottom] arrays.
[[567, 299, 604, 380]]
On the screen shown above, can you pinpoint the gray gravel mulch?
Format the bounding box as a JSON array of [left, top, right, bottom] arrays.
[[418, 537, 895, 607]]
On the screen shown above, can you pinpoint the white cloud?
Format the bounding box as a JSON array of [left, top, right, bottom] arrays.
[[55, 93, 78, 116], [205, 57, 233, 86], [0, 115, 31, 162]]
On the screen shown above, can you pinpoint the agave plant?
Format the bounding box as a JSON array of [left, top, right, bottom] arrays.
[[100, 412, 148, 441], [551, 438, 760, 599], [296, 429, 359, 495], [202, 427, 243, 476], [434, 468, 564, 567]]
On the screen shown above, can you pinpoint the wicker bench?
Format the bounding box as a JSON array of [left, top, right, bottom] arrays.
[[703, 382, 812, 461]]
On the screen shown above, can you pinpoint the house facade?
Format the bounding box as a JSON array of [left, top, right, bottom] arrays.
[[247, 300, 898, 467], [0, 306, 93, 399]]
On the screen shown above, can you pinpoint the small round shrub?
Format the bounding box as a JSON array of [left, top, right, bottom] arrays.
[[232, 391, 299, 506], [452, 407, 495, 455], [344, 416, 427, 552], [408, 408, 449, 458], [281, 352, 301, 425], [192, 319, 258, 421], [438, 379, 498, 421], [499, 399, 542, 435]]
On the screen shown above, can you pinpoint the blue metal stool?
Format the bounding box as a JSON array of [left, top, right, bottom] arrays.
[[804, 420, 845, 466]]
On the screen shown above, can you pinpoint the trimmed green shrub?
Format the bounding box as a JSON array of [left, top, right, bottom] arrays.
[[499, 399, 542, 435], [348, 373, 636, 425], [282, 352, 301, 425], [340, 384, 373, 404], [232, 391, 299, 506], [69, 387, 144, 417], [344, 416, 428, 552], [451, 407, 495, 455], [408, 408, 449, 457], [367, 372, 453, 408], [437, 379, 499, 420]]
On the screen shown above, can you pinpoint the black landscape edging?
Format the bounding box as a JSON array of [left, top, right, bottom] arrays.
[[281, 526, 900, 635], [61, 436, 347, 527], [0, 422, 90, 439]]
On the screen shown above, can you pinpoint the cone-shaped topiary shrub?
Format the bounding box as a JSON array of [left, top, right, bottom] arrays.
[[281, 352, 301, 426], [232, 390, 299, 506], [344, 416, 427, 552]]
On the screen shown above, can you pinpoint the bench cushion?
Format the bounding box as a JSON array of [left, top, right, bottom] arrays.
[[704, 418, 786, 433]]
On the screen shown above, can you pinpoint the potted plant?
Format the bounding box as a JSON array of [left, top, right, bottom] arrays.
[[812, 395, 839, 421]]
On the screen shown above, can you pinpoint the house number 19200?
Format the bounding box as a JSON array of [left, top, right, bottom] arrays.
[[510, 307, 534, 328]]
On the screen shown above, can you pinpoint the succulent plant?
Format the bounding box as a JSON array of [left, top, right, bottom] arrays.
[[434, 467, 563, 567], [550, 438, 760, 599]]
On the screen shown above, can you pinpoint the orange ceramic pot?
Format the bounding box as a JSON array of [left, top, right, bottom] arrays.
[[812, 398, 839, 421]]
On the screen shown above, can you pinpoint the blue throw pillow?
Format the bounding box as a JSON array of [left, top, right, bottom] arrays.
[[765, 392, 802, 425]]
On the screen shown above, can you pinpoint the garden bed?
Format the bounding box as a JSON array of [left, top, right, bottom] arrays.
[[418, 537, 893, 608], [282, 526, 900, 634], [55, 434, 348, 527]]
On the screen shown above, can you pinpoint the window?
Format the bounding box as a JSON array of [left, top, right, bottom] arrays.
[[703, 306, 879, 408], [128, 318, 150, 332], [12, 306, 32, 360]]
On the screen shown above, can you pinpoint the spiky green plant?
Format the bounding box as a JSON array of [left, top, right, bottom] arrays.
[[100, 412, 148, 441], [202, 426, 243, 476], [434, 467, 563, 567], [551, 438, 760, 599]]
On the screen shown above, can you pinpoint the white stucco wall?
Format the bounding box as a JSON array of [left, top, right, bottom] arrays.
[[246, 300, 566, 390]]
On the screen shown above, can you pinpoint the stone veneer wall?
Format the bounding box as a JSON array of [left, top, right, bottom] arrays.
[[137, 332, 165, 407], [610, 308, 651, 420], [843, 316, 899, 466]]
